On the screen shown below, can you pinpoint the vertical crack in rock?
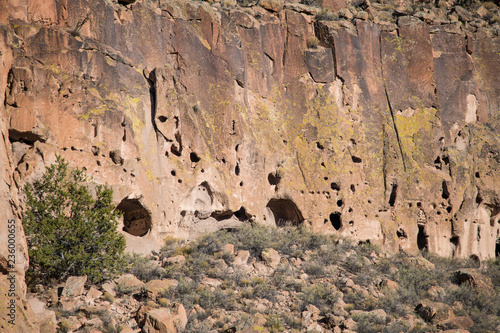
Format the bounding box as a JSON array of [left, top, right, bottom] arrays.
[[379, 35, 406, 171], [383, 83, 406, 172]]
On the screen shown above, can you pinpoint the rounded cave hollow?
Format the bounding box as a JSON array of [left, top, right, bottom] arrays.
[[266, 198, 304, 226], [116, 198, 152, 237]]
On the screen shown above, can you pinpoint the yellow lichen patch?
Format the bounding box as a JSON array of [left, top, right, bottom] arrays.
[[78, 103, 108, 120], [394, 107, 438, 167]]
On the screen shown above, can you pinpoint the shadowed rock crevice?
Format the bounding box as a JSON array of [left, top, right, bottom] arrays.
[[330, 212, 342, 230], [117, 198, 152, 237], [418, 224, 429, 252], [266, 198, 304, 226]]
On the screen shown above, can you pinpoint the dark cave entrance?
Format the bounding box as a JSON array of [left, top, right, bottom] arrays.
[[329, 212, 342, 230], [496, 239, 500, 258], [116, 198, 152, 237], [417, 224, 429, 252], [266, 198, 304, 226]]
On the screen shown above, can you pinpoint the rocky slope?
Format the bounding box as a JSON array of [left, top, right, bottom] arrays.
[[1, 0, 500, 331], [25, 226, 500, 333]]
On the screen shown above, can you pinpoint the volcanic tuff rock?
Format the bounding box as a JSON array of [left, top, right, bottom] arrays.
[[1, 0, 500, 330]]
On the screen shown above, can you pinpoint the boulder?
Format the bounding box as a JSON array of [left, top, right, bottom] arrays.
[[437, 316, 474, 330], [27, 296, 57, 333], [143, 279, 178, 300], [163, 255, 186, 266], [453, 269, 495, 293], [116, 274, 144, 295], [140, 304, 187, 333], [101, 281, 117, 297], [233, 250, 250, 266], [61, 276, 87, 298], [85, 287, 102, 304], [415, 300, 455, 324], [261, 248, 281, 269]]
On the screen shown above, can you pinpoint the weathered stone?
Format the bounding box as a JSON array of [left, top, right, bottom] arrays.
[[162, 255, 186, 266], [259, 0, 284, 12], [379, 279, 399, 293], [28, 296, 57, 333], [141, 304, 187, 333], [261, 248, 281, 269], [305, 47, 335, 83], [116, 274, 144, 295], [438, 316, 474, 330], [143, 279, 178, 300], [101, 281, 117, 297], [61, 276, 87, 298], [233, 250, 250, 266], [415, 300, 455, 324], [1, 6, 500, 329], [85, 287, 103, 303], [222, 244, 235, 254], [453, 269, 495, 293]]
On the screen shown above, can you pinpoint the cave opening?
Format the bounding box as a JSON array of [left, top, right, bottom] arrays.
[[266, 198, 304, 226], [442, 181, 450, 200], [329, 212, 342, 230], [116, 198, 152, 237], [496, 240, 500, 258], [389, 184, 397, 207], [417, 225, 429, 252]]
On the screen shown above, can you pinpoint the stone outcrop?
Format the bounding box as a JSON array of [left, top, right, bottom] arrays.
[[1, 0, 500, 328]]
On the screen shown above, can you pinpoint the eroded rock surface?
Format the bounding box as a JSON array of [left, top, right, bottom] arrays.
[[1, 1, 500, 329]]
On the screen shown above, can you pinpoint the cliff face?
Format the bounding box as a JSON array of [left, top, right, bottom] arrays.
[[1, 0, 500, 279]]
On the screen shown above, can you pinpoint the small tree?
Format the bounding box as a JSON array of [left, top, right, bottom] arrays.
[[22, 156, 126, 285]]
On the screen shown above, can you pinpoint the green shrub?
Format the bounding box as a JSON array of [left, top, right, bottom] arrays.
[[125, 253, 168, 282], [22, 156, 126, 285]]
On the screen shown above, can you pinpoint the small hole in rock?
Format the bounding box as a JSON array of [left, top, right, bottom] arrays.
[[235, 163, 240, 176], [397, 228, 407, 239], [476, 193, 482, 204], [158, 116, 167, 123], [351, 156, 362, 163], [475, 172, 480, 178], [190, 152, 201, 163], [350, 184, 356, 193], [239, 181, 244, 186], [331, 182, 340, 191], [337, 199, 343, 207], [178, 179, 182, 183], [171, 170, 176, 176], [434, 156, 441, 169], [268, 172, 280, 186], [316, 142, 324, 150]]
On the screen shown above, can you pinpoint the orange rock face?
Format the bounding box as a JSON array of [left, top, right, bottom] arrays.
[[1, 4, 500, 317]]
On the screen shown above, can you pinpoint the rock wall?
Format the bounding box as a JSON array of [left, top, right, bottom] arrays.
[[1, 0, 500, 294]]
